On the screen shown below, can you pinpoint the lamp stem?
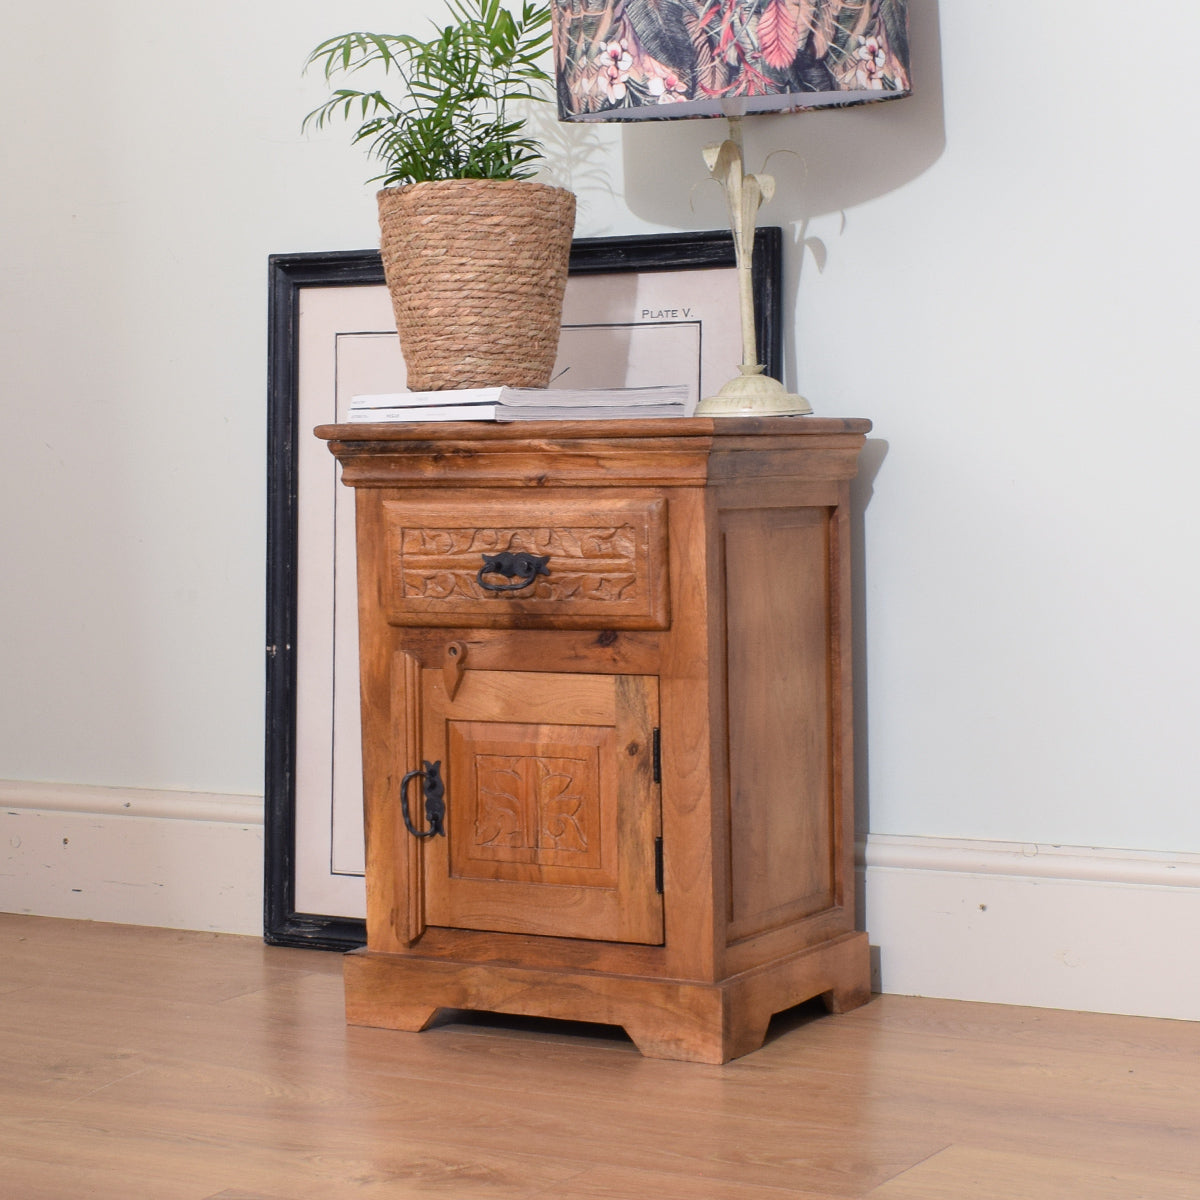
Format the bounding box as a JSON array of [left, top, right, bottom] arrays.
[[695, 115, 811, 416], [724, 117, 760, 372]]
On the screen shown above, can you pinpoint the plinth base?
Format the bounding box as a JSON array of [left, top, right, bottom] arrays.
[[344, 932, 871, 1064]]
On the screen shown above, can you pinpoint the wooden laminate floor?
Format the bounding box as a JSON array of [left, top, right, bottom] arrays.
[[1, 914, 1197, 1199]]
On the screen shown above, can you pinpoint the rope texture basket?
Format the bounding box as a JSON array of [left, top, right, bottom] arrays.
[[378, 180, 577, 391]]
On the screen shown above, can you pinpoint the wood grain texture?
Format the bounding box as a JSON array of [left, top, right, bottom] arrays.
[[381, 492, 669, 630], [421, 669, 662, 943], [722, 504, 836, 941], [4, 916, 1200, 1199], [870, 1145, 1200, 1199], [355, 494, 408, 955], [324, 420, 871, 1061], [344, 932, 868, 1065], [317, 418, 872, 490]]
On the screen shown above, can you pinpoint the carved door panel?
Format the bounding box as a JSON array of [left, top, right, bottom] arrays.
[[421, 669, 663, 944]]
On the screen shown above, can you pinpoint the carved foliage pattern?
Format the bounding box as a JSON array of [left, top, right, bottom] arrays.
[[473, 753, 596, 862], [397, 524, 642, 605]]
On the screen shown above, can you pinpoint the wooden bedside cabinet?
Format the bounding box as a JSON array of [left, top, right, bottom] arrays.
[[315, 416, 872, 1063]]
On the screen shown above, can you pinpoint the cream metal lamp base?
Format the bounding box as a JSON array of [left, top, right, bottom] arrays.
[[696, 364, 811, 417], [696, 115, 810, 418]]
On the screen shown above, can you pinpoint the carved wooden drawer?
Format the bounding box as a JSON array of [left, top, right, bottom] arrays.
[[380, 492, 669, 630]]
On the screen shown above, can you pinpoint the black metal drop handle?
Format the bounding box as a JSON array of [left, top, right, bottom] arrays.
[[400, 760, 445, 839], [477, 551, 550, 592]]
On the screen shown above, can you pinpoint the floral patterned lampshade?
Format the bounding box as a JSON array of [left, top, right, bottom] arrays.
[[552, 0, 910, 121]]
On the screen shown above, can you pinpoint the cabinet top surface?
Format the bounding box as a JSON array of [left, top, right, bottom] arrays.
[[315, 416, 871, 447], [316, 417, 872, 488]]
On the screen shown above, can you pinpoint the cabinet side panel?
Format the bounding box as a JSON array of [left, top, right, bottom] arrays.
[[722, 506, 837, 943]]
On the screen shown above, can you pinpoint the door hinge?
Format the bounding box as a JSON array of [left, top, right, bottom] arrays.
[[652, 727, 661, 784], [654, 836, 664, 894]]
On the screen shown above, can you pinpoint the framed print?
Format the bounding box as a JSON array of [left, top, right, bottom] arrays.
[[265, 228, 784, 948]]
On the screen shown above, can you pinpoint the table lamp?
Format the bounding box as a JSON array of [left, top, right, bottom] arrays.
[[552, 0, 911, 415]]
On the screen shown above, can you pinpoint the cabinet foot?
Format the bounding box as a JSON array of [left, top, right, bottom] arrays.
[[342, 949, 443, 1030], [821, 980, 872, 1015], [350, 1000, 443, 1031], [623, 1011, 771, 1065]]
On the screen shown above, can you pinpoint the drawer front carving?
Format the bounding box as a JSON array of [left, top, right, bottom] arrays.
[[382, 495, 669, 629]]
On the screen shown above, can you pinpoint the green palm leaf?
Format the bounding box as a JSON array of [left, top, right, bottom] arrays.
[[303, 0, 553, 185]]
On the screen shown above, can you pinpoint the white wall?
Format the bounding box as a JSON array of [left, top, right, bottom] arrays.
[[625, 0, 1200, 857], [838, 3, 1200, 854], [2, 1, 1199, 974]]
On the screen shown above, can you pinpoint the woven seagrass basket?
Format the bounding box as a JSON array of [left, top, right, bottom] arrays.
[[377, 179, 576, 391]]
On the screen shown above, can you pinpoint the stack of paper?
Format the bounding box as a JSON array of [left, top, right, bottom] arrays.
[[346, 385, 688, 423]]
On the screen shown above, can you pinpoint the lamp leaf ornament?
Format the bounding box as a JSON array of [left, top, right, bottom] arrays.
[[704, 131, 777, 385]]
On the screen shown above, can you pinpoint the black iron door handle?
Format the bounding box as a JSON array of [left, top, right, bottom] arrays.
[[400, 760, 445, 838], [477, 551, 550, 592]]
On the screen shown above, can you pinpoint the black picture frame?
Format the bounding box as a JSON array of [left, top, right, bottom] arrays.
[[264, 227, 784, 949]]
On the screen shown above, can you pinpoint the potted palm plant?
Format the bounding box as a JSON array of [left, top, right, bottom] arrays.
[[304, 0, 575, 390]]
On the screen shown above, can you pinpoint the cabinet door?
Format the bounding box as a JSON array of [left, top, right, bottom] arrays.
[[420, 669, 663, 944]]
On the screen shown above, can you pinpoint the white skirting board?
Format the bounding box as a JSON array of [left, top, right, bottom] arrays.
[[3, 781, 1199, 1020], [0, 780, 263, 936], [861, 834, 1200, 1022]]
